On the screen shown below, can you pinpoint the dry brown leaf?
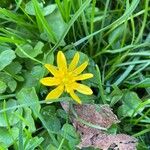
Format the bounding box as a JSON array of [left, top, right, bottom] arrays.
[[73, 104, 119, 128], [79, 133, 137, 150], [61, 103, 138, 150]]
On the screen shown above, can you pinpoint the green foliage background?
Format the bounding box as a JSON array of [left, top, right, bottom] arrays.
[[0, 0, 150, 149]]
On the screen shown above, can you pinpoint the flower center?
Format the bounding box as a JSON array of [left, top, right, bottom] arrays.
[[62, 77, 69, 84], [60, 72, 75, 92]]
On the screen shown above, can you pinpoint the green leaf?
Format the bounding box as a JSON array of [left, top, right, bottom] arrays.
[[0, 80, 7, 94], [23, 107, 36, 132], [7, 80, 17, 92], [16, 87, 41, 115], [0, 99, 22, 127], [25, 1, 56, 16], [24, 136, 44, 150], [43, 4, 57, 16], [4, 62, 24, 82], [61, 123, 80, 148], [118, 91, 143, 117], [0, 50, 16, 71], [110, 85, 123, 107], [16, 42, 44, 58], [0, 44, 12, 53], [39, 131, 54, 149], [41, 105, 61, 133], [43, 51, 54, 64], [45, 9, 67, 46], [46, 144, 58, 150], [57, 109, 67, 120], [0, 142, 7, 150], [34, 41, 44, 55], [25, 1, 43, 15], [0, 72, 17, 92], [5, 62, 22, 75], [23, 65, 45, 90], [0, 127, 19, 147]]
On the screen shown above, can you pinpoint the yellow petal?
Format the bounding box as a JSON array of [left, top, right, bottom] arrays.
[[73, 61, 88, 75], [73, 83, 93, 95], [40, 77, 60, 86], [68, 52, 79, 71], [45, 85, 64, 100], [75, 73, 93, 80], [44, 64, 58, 76], [69, 90, 82, 104], [57, 51, 67, 71]]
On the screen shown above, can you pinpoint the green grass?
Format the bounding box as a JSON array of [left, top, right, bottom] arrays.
[[0, 0, 150, 149]]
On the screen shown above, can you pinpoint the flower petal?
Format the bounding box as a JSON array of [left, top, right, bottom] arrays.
[[73, 61, 88, 75], [57, 51, 67, 71], [69, 90, 82, 104], [68, 52, 79, 71], [45, 85, 64, 100], [40, 77, 60, 86], [73, 83, 93, 95], [44, 64, 58, 76], [75, 73, 93, 80]]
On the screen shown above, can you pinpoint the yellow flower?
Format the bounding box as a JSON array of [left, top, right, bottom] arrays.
[[40, 51, 93, 104]]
